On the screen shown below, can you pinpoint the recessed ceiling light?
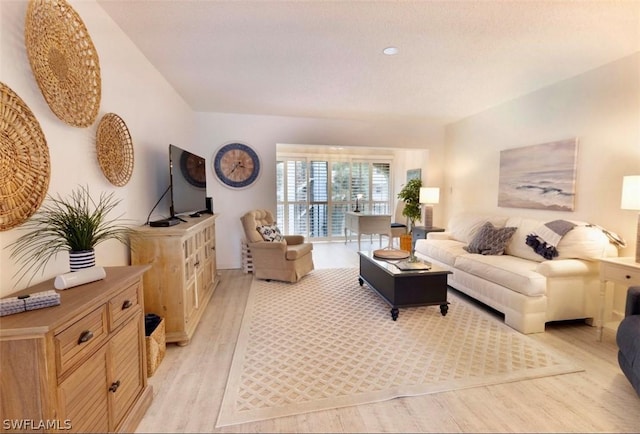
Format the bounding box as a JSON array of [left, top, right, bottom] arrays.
[[383, 46, 399, 56]]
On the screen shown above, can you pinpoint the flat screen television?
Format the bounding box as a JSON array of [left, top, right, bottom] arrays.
[[169, 144, 207, 218]]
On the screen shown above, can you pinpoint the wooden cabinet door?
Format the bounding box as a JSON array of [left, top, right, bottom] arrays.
[[203, 222, 216, 289], [182, 233, 198, 323], [108, 317, 144, 430], [57, 347, 109, 433]]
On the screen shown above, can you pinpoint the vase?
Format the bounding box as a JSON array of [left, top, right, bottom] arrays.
[[69, 249, 96, 271], [399, 234, 412, 252]]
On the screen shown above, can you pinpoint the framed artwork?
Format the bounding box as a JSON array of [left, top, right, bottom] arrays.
[[406, 168, 421, 182], [498, 138, 578, 211]]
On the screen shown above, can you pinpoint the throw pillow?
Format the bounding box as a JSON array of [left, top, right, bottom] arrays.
[[257, 224, 285, 242], [463, 222, 517, 255]]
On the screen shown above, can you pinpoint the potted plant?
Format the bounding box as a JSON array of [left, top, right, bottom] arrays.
[[397, 178, 423, 255], [397, 178, 423, 231], [9, 185, 132, 285]]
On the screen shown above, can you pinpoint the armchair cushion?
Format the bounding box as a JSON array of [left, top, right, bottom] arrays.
[[284, 235, 305, 245], [285, 242, 313, 260], [625, 286, 640, 317], [617, 286, 640, 397]]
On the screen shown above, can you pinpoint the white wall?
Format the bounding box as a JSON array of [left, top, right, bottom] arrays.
[[0, 0, 194, 295], [443, 53, 639, 254], [193, 112, 444, 269], [443, 52, 640, 313]]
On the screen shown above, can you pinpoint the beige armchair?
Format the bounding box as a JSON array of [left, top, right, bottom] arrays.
[[240, 209, 314, 282]]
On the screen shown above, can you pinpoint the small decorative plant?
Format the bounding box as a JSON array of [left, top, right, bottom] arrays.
[[397, 178, 423, 230], [9, 185, 132, 285]]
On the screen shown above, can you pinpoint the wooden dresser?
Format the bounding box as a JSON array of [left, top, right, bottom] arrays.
[[0, 266, 152, 433], [130, 214, 218, 346]]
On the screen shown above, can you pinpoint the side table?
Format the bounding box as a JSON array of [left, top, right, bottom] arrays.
[[598, 257, 640, 341], [412, 226, 445, 250]]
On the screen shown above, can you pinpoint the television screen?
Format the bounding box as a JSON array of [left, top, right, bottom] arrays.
[[169, 144, 207, 217]]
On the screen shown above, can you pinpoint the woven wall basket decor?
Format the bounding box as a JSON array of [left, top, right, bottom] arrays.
[[0, 82, 51, 231], [96, 113, 134, 186], [25, 0, 101, 128]]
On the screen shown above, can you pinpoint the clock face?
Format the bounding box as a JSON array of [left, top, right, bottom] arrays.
[[180, 152, 206, 188], [213, 143, 260, 188]]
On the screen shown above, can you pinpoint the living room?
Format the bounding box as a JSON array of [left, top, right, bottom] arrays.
[[1, 0, 639, 432]]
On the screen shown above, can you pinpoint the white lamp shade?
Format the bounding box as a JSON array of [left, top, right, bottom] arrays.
[[621, 175, 640, 210], [419, 187, 440, 204]]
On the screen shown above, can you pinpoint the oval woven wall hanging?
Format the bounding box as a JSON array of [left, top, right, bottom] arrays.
[[0, 82, 51, 231], [25, 0, 101, 128], [96, 113, 134, 186]]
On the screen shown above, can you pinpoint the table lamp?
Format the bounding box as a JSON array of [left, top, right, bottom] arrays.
[[354, 193, 363, 213], [621, 175, 640, 263], [419, 187, 440, 228]]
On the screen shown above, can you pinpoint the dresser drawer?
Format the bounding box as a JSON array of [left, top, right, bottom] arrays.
[[108, 282, 141, 331], [602, 263, 640, 286], [55, 306, 108, 378]]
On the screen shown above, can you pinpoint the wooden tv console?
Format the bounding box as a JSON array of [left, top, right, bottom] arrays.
[[131, 214, 218, 346]]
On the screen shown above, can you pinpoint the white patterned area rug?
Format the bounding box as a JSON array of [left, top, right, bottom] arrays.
[[217, 268, 581, 427]]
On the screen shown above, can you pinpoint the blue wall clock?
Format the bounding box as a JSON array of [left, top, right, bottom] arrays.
[[213, 142, 260, 189]]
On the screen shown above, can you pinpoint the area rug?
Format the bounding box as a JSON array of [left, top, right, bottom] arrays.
[[216, 268, 581, 427]]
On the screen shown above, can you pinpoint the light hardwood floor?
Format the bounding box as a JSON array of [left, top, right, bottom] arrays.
[[136, 240, 640, 433]]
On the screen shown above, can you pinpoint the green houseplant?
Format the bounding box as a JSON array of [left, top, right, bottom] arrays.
[[9, 185, 132, 285], [397, 178, 423, 231]]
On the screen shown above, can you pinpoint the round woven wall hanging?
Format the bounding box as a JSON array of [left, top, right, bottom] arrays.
[[0, 82, 51, 231], [96, 113, 134, 186], [25, 0, 101, 128]]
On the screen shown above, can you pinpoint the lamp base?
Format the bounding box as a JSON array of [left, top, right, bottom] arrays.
[[636, 214, 640, 264], [423, 206, 433, 228]]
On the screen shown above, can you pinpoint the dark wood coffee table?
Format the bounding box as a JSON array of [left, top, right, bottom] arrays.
[[358, 250, 452, 321]]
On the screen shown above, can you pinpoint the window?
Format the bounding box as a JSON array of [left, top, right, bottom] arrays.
[[277, 156, 392, 240]]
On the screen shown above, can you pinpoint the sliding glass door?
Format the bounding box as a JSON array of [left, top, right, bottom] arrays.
[[277, 157, 392, 240]]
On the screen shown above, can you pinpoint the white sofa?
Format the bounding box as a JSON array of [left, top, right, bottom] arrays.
[[414, 213, 619, 334]]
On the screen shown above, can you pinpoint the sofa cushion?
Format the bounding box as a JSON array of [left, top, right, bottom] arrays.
[[505, 217, 547, 262], [414, 239, 468, 267], [454, 254, 546, 296], [463, 222, 517, 255], [448, 213, 508, 243]]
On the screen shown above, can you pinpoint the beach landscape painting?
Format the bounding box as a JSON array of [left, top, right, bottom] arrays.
[[498, 139, 578, 211]]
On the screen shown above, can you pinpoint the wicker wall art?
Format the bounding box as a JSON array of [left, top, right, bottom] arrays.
[[25, 0, 101, 128], [96, 113, 134, 186], [0, 82, 51, 231]]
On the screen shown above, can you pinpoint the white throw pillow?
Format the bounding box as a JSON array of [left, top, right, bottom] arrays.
[[556, 225, 611, 260], [505, 217, 547, 262], [257, 224, 285, 242]]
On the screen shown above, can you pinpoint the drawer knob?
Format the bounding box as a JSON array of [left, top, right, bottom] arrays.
[[78, 330, 94, 344], [626, 275, 631, 279], [122, 300, 133, 310], [109, 380, 121, 393]]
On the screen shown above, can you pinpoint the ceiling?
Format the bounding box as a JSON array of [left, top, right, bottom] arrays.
[[97, 0, 640, 126]]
